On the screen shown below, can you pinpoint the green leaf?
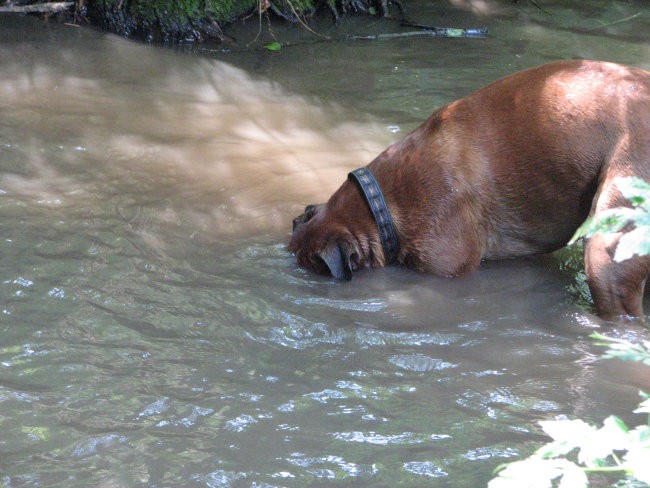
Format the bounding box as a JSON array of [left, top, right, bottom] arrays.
[[264, 41, 282, 51], [569, 208, 633, 243], [605, 415, 630, 434], [538, 417, 629, 466], [558, 464, 588, 488], [629, 195, 646, 206], [540, 419, 595, 446], [537, 440, 576, 459], [591, 334, 650, 366], [614, 226, 650, 262], [622, 435, 650, 484], [616, 177, 650, 201], [569, 177, 650, 248], [590, 331, 615, 342], [634, 397, 650, 415], [575, 417, 628, 466], [632, 211, 650, 227], [488, 458, 577, 488]]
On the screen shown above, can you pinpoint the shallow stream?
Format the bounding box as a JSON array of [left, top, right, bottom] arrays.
[[1, 1, 650, 486]]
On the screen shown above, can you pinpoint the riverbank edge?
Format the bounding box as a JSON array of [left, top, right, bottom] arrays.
[[82, 0, 398, 43]]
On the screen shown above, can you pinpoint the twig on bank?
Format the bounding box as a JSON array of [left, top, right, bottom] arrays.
[[282, 0, 330, 39], [199, 26, 487, 54], [356, 26, 487, 39], [246, 0, 267, 47]]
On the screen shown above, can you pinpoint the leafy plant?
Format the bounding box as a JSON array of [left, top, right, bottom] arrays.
[[489, 335, 650, 488], [570, 177, 650, 262], [593, 333, 650, 367]]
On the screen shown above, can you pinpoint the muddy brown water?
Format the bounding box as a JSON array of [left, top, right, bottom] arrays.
[[1, 2, 649, 486]]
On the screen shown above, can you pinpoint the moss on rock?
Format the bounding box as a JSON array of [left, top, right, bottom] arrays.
[[85, 0, 393, 43]]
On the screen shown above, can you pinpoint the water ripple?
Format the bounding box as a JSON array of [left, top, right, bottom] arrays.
[[463, 446, 520, 461], [250, 312, 348, 349], [225, 414, 258, 433], [389, 353, 458, 372], [198, 470, 247, 488], [138, 397, 169, 418], [155, 406, 214, 429], [71, 434, 127, 458], [402, 461, 448, 478], [354, 328, 465, 347], [304, 389, 347, 404], [332, 431, 430, 445], [287, 453, 378, 479], [289, 296, 386, 312]]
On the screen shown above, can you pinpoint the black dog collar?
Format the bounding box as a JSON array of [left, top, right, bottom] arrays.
[[348, 168, 400, 265]]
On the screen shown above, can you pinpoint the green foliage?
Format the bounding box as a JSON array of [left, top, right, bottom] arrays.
[[263, 41, 282, 51], [489, 334, 650, 488], [592, 333, 650, 366], [570, 177, 650, 262], [490, 412, 650, 487]]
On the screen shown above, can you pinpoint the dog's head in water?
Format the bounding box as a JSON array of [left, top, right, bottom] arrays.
[[288, 180, 383, 280]]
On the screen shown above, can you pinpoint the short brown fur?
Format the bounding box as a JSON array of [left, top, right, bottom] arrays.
[[289, 60, 650, 321]]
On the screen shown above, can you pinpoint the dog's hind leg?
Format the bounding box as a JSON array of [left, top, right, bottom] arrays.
[[585, 228, 648, 320], [584, 150, 650, 321]]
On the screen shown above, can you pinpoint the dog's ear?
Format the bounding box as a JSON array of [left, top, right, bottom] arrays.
[[318, 240, 354, 281]]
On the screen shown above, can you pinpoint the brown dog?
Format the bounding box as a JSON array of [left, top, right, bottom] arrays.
[[289, 60, 650, 320]]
